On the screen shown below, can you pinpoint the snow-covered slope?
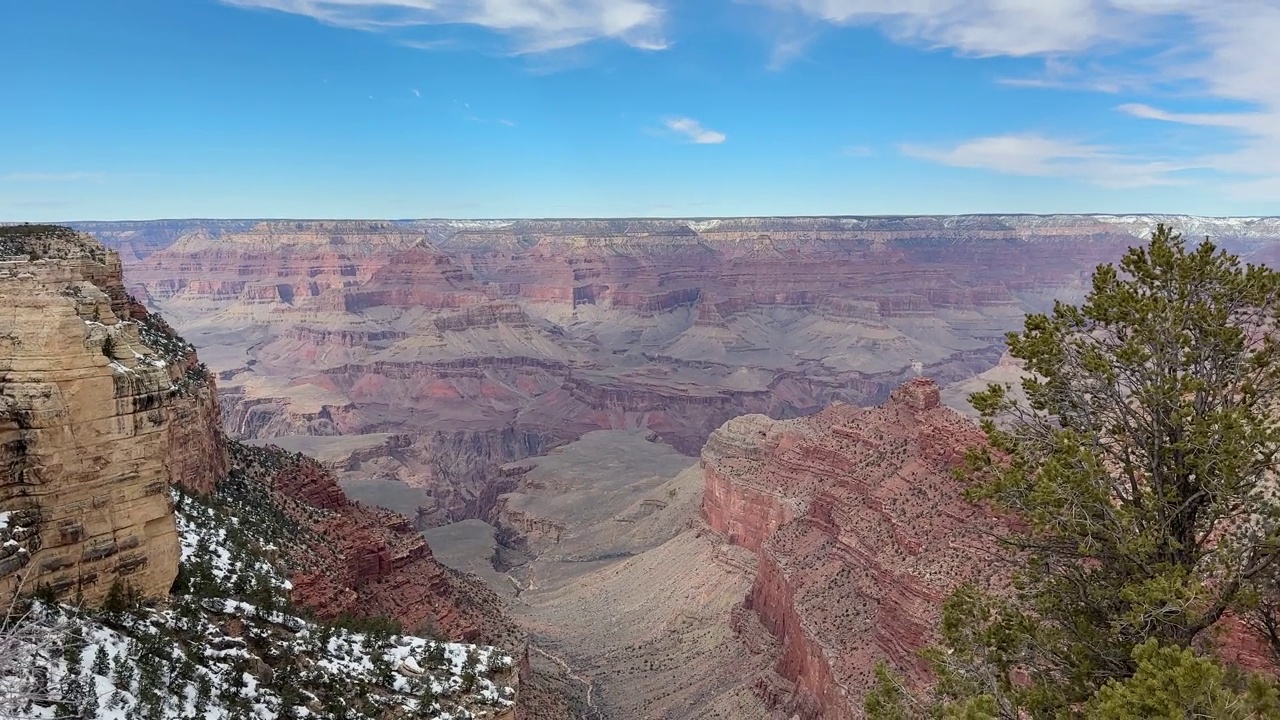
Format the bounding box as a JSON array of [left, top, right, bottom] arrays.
[[1, 489, 516, 720]]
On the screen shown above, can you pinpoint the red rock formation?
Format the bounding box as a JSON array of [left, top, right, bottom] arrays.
[[701, 379, 1006, 718], [93, 216, 1280, 534], [229, 442, 516, 644]]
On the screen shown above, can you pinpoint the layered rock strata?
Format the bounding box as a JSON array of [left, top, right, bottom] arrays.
[[0, 225, 227, 603], [226, 442, 519, 645], [701, 378, 1006, 718], [91, 216, 1185, 527]]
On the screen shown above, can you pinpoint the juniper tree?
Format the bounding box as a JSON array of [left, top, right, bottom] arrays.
[[871, 226, 1280, 717]]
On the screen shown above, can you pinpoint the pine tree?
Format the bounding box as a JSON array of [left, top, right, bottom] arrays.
[[102, 580, 131, 617], [194, 672, 212, 712], [869, 226, 1280, 717], [1084, 640, 1280, 719], [111, 652, 136, 695], [460, 648, 480, 693], [425, 642, 447, 671], [91, 646, 111, 677], [63, 624, 85, 672]]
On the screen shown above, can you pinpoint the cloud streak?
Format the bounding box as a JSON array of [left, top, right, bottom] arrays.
[[2, 172, 105, 182], [768, 0, 1280, 195], [901, 134, 1197, 187], [765, 0, 1139, 57], [664, 117, 726, 144], [220, 0, 667, 53]]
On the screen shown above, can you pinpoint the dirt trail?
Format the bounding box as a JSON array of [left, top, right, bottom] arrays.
[[530, 645, 600, 719]]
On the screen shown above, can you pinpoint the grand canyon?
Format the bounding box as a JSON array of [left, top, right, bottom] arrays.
[[40, 214, 1280, 716], [5, 215, 1280, 718]]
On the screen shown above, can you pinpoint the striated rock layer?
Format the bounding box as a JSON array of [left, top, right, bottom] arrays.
[[225, 441, 564, 718], [83, 215, 1252, 525], [0, 224, 561, 714], [225, 441, 518, 645], [700, 378, 1006, 718], [0, 225, 228, 603]]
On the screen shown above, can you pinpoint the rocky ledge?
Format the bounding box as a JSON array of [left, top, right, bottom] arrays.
[[0, 225, 227, 603], [700, 378, 1007, 717]]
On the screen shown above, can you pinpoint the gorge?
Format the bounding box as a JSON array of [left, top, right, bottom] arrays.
[[7, 215, 1280, 718]]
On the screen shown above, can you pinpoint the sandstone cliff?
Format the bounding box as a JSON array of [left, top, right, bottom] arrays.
[[0, 225, 228, 604], [700, 378, 1006, 718]]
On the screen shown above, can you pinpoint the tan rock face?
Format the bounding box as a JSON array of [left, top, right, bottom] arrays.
[[0, 226, 228, 604], [700, 379, 1006, 718]]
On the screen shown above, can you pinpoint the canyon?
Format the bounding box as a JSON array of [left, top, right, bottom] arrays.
[[41, 215, 1280, 717], [0, 225, 552, 717], [76, 214, 1280, 530]]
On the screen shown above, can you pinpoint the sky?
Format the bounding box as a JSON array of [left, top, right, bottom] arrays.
[[2, 0, 1279, 220]]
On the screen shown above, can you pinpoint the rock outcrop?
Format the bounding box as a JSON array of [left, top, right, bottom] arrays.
[[227, 442, 519, 646], [0, 225, 228, 604], [700, 378, 1006, 718]]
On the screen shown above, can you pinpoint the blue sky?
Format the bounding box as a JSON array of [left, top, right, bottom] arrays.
[[2, 0, 1278, 219]]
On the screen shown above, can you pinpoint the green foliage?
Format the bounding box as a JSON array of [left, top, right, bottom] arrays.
[[865, 662, 912, 720], [102, 579, 139, 617], [329, 613, 404, 636], [1086, 640, 1280, 719], [871, 226, 1280, 718]]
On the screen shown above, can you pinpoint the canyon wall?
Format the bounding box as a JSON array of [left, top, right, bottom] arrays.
[[226, 441, 519, 646], [700, 378, 1006, 718], [0, 225, 228, 604], [74, 215, 1279, 526]]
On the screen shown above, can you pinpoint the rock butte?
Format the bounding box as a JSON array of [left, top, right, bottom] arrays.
[[699, 378, 1007, 717], [0, 228, 226, 603], [73, 214, 1280, 535]]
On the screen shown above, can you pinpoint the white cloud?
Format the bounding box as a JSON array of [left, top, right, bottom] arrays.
[[498, 119, 516, 127], [901, 134, 1197, 187], [769, 0, 1280, 195], [663, 117, 727, 144], [411, 88, 421, 97], [766, 0, 1132, 57], [1124, 2, 1280, 195], [220, 0, 667, 53]]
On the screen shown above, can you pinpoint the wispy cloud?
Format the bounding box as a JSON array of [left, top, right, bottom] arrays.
[[901, 134, 1197, 187], [767, 35, 814, 71], [663, 117, 727, 144], [765, 0, 1141, 57], [841, 145, 874, 157], [219, 0, 667, 53], [2, 172, 105, 182], [411, 88, 421, 97], [768, 0, 1280, 195], [498, 119, 517, 127]]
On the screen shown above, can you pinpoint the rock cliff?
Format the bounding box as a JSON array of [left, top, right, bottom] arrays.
[[700, 378, 1006, 717], [0, 225, 228, 604], [85, 215, 1212, 528], [227, 441, 519, 645]]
